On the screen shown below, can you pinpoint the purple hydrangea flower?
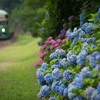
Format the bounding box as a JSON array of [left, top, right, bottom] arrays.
[[52, 68, 62, 81], [68, 15, 75, 21], [44, 73, 54, 83], [85, 86, 95, 100], [40, 85, 50, 97], [63, 70, 72, 81]]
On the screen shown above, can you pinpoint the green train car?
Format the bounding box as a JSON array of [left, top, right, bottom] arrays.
[[0, 9, 10, 39]]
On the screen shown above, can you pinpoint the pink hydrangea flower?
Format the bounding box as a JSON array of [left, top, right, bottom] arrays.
[[45, 41, 50, 45], [54, 43, 59, 47], [39, 59, 44, 64], [50, 45, 54, 50], [40, 53, 44, 58], [47, 36, 52, 41], [61, 39, 66, 44], [34, 63, 38, 68], [50, 39, 56, 45], [56, 39, 62, 43], [43, 51, 48, 55], [40, 44, 47, 51]]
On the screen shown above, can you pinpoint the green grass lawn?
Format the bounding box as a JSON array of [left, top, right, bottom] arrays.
[[0, 36, 40, 100]]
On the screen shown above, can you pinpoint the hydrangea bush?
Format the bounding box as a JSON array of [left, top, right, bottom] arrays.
[[36, 9, 100, 100], [34, 37, 68, 67]]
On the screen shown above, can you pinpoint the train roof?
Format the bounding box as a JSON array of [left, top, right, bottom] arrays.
[[0, 9, 8, 15], [0, 9, 8, 21]]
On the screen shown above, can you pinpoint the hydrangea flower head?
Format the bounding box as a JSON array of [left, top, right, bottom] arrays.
[[44, 73, 54, 83], [63, 88, 68, 96], [41, 63, 48, 71], [51, 81, 59, 92], [63, 70, 72, 81], [85, 86, 95, 99], [59, 58, 68, 68], [40, 85, 50, 97], [58, 84, 66, 95], [52, 68, 62, 81]]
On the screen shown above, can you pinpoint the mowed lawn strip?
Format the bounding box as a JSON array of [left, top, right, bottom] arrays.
[[0, 37, 40, 100]]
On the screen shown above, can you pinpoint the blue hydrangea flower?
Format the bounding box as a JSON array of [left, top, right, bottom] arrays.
[[72, 38, 78, 45], [52, 68, 62, 81], [55, 49, 66, 58], [41, 63, 48, 71], [63, 88, 68, 96], [85, 86, 95, 100], [72, 77, 84, 89], [67, 54, 77, 66], [66, 29, 72, 39], [85, 24, 94, 34], [77, 54, 86, 67], [51, 81, 59, 92], [36, 68, 46, 86], [92, 52, 100, 61], [50, 52, 58, 59], [81, 22, 89, 31], [86, 37, 96, 44], [40, 85, 50, 97], [91, 90, 100, 100], [97, 8, 100, 18], [79, 30, 86, 38], [73, 95, 84, 100], [51, 64, 60, 69], [80, 67, 92, 78], [79, 13, 84, 21], [49, 97, 56, 100], [87, 55, 96, 68], [36, 68, 44, 79], [63, 70, 72, 81], [94, 64, 100, 71], [59, 58, 68, 68], [77, 49, 87, 64], [58, 84, 66, 95], [82, 42, 88, 50], [68, 83, 77, 99], [75, 73, 81, 78], [44, 73, 54, 83], [97, 83, 100, 93]]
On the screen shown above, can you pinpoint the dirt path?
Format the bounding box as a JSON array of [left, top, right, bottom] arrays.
[[0, 38, 16, 50]]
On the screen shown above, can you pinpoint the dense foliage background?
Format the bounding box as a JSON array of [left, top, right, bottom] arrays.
[[0, 0, 100, 39]]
